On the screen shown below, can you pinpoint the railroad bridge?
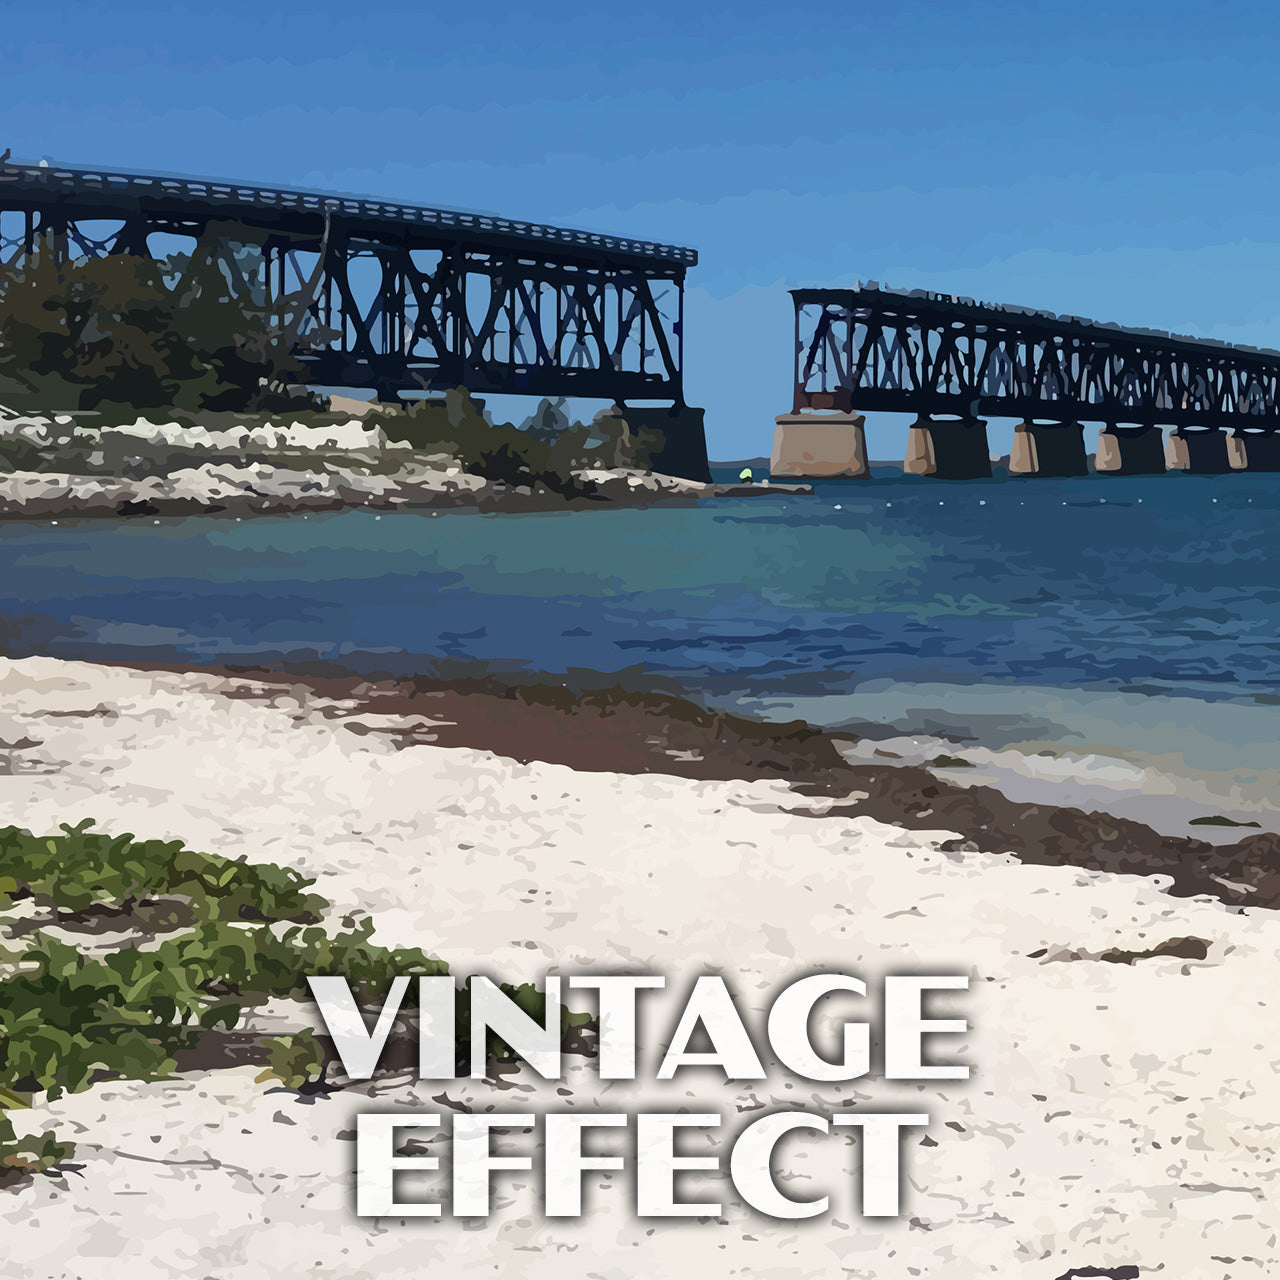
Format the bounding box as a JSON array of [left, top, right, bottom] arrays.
[[773, 285, 1280, 478], [0, 155, 709, 480]]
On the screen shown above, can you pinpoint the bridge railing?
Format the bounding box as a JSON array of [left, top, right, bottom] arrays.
[[0, 159, 697, 267]]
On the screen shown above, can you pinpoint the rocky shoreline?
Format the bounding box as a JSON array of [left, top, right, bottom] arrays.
[[0, 411, 809, 519], [0, 459, 810, 520]]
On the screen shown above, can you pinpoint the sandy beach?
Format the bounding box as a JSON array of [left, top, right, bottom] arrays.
[[1, 656, 1278, 1279]]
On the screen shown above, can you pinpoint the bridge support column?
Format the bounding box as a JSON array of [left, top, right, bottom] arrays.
[[906, 416, 990, 479], [1008, 421, 1088, 477], [620, 406, 711, 483], [1237, 430, 1280, 471], [1170, 427, 1231, 474], [770, 412, 868, 478], [1227, 432, 1249, 470], [904, 422, 936, 475], [1096, 425, 1166, 475]]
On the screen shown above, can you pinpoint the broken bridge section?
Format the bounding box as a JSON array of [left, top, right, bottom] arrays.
[[776, 284, 1280, 478], [0, 155, 709, 477]]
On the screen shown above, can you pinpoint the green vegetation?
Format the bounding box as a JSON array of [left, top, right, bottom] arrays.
[[0, 386, 653, 495], [254, 1030, 330, 1094], [0, 820, 578, 1188], [0, 821, 327, 922], [0, 1110, 74, 1177], [928, 754, 975, 769], [0, 239, 326, 416], [0, 240, 660, 499], [371, 387, 658, 493]]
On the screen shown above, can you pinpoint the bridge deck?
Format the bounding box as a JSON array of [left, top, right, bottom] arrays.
[[0, 157, 696, 270]]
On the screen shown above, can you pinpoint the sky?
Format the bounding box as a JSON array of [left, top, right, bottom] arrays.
[[5, 0, 1280, 458]]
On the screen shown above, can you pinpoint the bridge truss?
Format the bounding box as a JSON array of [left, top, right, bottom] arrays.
[[0, 157, 694, 402], [793, 285, 1280, 430]]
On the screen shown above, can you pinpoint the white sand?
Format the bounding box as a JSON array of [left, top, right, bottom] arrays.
[[0, 657, 1277, 1279]]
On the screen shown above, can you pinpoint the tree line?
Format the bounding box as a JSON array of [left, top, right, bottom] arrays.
[[0, 237, 322, 415], [0, 238, 657, 487]]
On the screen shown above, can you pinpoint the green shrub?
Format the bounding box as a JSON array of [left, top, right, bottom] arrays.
[[255, 1030, 330, 1094], [0, 820, 581, 1189], [0, 820, 326, 923], [0, 240, 326, 414], [0, 1111, 75, 1178], [0, 821, 445, 1187], [372, 387, 603, 496]]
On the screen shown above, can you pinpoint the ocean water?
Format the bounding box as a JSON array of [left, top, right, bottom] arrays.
[[1, 467, 1277, 835]]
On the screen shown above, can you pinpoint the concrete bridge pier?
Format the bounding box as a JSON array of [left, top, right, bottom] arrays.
[[1227, 432, 1249, 470], [1237, 430, 1280, 471], [905, 415, 991, 479], [1008, 420, 1088, 477], [1095, 425, 1166, 475], [1168, 427, 1231, 474], [771, 412, 869, 477], [904, 420, 935, 475], [620, 405, 712, 482]]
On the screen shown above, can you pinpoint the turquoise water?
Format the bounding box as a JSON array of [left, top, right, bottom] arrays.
[[1, 468, 1277, 829]]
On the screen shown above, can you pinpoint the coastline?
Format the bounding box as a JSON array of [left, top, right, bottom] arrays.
[[0, 410, 808, 520], [0, 461, 808, 520], [2, 653, 1279, 1277], [8, 650, 1278, 914], [150, 657, 1280, 914]]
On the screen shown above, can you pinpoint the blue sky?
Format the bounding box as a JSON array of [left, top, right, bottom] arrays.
[[6, 0, 1280, 458]]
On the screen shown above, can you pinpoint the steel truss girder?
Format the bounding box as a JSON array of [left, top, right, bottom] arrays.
[[282, 238, 684, 398], [0, 204, 686, 403], [792, 288, 1280, 429]]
